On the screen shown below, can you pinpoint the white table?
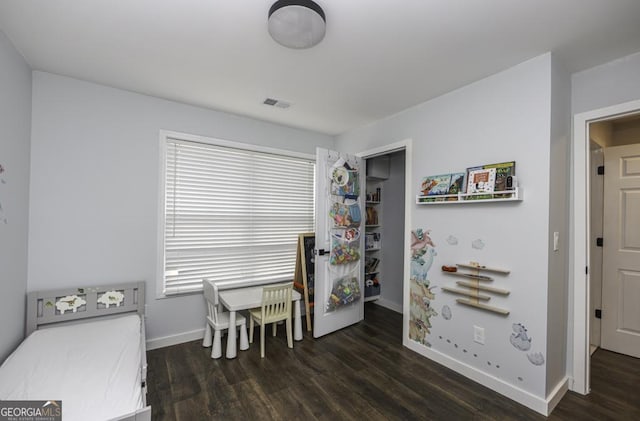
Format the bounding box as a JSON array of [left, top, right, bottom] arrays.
[[218, 286, 303, 359]]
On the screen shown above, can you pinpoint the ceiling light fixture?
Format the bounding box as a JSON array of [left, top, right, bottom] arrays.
[[268, 0, 326, 49]]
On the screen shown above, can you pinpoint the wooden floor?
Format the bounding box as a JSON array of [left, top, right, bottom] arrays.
[[147, 303, 640, 420]]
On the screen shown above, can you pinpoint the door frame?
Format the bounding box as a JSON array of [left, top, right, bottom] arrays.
[[356, 139, 413, 319], [571, 99, 640, 394]]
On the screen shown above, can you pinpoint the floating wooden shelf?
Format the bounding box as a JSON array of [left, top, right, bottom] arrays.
[[416, 188, 523, 205], [445, 271, 494, 281], [456, 281, 510, 295], [441, 286, 491, 301], [457, 263, 510, 274], [456, 299, 510, 316], [442, 262, 510, 315]]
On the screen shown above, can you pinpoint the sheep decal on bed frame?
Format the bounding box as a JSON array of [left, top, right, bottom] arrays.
[[97, 290, 125, 308]]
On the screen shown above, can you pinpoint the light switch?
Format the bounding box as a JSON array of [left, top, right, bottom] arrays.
[[473, 325, 485, 345], [553, 232, 559, 251]]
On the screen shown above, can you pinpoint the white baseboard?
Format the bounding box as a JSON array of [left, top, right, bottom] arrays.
[[546, 376, 569, 414], [146, 328, 205, 350], [373, 298, 402, 314], [403, 339, 567, 416]]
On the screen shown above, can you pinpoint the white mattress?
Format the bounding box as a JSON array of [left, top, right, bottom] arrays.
[[0, 314, 143, 421]]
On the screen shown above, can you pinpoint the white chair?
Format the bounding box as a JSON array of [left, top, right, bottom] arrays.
[[249, 282, 293, 358], [202, 279, 249, 359]]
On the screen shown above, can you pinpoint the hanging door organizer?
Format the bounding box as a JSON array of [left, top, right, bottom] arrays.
[[326, 157, 362, 312], [442, 262, 510, 315]]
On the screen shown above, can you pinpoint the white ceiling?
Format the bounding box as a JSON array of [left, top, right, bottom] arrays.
[[1, 1, 640, 135]]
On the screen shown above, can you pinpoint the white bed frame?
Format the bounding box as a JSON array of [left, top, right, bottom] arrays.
[[26, 281, 151, 421]]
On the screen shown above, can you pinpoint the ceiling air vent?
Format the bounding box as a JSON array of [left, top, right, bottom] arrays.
[[263, 98, 291, 109]]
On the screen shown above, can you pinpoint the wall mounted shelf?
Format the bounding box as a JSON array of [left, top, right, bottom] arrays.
[[456, 299, 510, 315], [442, 262, 510, 316], [445, 272, 494, 282], [457, 263, 510, 274], [441, 286, 491, 301], [416, 187, 523, 205], [455, 280, 510, 295]]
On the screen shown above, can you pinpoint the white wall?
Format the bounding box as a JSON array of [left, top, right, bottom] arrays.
[[572, 51, 640, 115], [545, 54, 571, 397], [378, 151, 405, 312], [0, 31, 31, 361], [337, 54, 555, 403], [28, 71, 334, 344]]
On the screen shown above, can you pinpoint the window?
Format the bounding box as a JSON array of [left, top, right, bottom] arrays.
[[159, 132, 315, 296]]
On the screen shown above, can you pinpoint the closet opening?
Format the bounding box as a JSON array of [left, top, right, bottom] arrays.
[[363, 149, 407, 321]]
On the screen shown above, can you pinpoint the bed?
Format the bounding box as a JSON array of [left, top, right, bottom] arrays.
[[0, 282, 151, 421]]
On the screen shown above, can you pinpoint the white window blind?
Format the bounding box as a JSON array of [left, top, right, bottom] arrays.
[[162, 137, 315, 295]]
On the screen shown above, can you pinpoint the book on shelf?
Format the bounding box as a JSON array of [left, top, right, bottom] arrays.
[[483, 161, 516, 197], [365, 256, 380, 273], [365, 232, 381, 249], [466, 167, 496, 199], [446, 172, 465, 201], [420, 174, 452, 196], [366, 187, 382, 202], [366, 206, 378, 225]]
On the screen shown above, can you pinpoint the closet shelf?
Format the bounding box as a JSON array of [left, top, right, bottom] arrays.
[[366, 178, 384, 302]]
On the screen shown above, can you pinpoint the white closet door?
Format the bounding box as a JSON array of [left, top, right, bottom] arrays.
[[313, 148, 365, 338]]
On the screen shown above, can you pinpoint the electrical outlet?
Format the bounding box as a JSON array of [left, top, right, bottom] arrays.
[[473, 326, 485, 345]]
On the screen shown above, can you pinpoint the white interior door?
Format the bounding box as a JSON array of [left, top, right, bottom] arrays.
[[589, 144, 604, 351], [314, 148, 365, 338], [601, 143, 640, 358]]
